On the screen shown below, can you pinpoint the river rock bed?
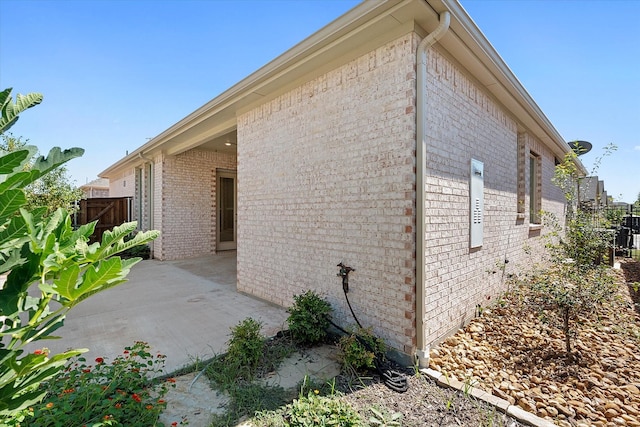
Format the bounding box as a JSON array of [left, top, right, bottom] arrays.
[[429, 259, 640, 427]]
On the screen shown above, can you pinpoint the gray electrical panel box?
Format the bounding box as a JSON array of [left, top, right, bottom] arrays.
[[470, 159, 484, 248]]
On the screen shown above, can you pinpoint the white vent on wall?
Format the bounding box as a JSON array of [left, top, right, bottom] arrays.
[[470, 159, 484, 248]]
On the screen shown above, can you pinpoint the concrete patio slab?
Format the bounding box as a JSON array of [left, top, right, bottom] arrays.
[[26, 251, 289, 374]]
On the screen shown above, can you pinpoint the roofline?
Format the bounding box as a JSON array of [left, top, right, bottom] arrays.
[[439, 0, 586, 173], [101, 0, 585, 177], [100, 0, 407, 177]]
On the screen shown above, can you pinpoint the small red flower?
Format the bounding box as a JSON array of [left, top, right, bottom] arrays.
[[95, 357, 104, 364], [34, 349, 43, 355], [123, 350, 130, 354], [146, 405, 153, 410], [45, 402, 54, 409], [171, 423, 178, 427], [167, 378, 176, 383], [115, 403, 122, 409], [132, 393, 142, 403], [157, 399, 166, 404], [82, 369, 91, 373]]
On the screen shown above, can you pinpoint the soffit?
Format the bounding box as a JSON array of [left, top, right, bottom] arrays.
[[101, 0, 426, 177], [100, 0, 582, 177]]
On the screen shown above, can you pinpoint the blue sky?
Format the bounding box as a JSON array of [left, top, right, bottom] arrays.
[[1, 0, 638, 203]]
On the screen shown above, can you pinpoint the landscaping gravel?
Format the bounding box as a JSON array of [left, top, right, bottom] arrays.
[[428, 259, 640, 427]]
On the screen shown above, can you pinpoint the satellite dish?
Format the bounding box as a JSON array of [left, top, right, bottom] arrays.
[[567, 140, 592, 156]]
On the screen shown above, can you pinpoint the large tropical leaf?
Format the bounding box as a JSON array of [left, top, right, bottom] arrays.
[[84, 221, 139, 261], [0, 88, 11, 113], [0, 170, 41, 193], [49, 264, 80, 301], [0, 89, 43, 135], [0, 189, 26, 224], [0, 148, 36, 176], [99, 224, 159, 260], [0, 215, 29, 251], [31, 147, 84, 177], [71, 257, 141, 306], [0, 348, 84, 416], [53, 257, 133, 303], [0, 250, 27, 275]]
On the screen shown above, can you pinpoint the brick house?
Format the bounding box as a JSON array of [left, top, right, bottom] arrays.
[[100, 0, 581, 365], [79, 178, 110, 199]]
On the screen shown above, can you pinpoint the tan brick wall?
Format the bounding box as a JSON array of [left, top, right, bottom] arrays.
[[108, 170, 135, 198], [154, 149, 237, 260], [141, 30, 567, 357], [422, 47, 565, 346], [237, 33, 417, 353]]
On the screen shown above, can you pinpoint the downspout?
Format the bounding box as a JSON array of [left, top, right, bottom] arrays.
[[415, 10, 450, 368], [138, 152, 155, 256]]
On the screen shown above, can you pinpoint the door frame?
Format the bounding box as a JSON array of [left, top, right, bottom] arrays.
[[216, 169, 237, 251]]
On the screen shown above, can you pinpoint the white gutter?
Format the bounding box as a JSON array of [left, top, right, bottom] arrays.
[[138, 152, 153, 163], [415, 10, 450, 368]]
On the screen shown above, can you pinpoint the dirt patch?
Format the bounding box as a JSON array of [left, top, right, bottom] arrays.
[[160, 342, 526, 427], [341, 374, 524, 427], [159, 345, 341, 426], [159, 372, 229, 427]]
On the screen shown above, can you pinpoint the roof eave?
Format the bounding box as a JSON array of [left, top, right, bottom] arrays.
[[436, 0, 587, 174], [100, 0, 587, 178]]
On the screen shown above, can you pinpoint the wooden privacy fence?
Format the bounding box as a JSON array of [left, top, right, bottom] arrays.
[[76, 197, 132, 243]]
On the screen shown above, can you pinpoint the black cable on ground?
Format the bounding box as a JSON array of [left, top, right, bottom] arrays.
[[329, 290, 409, 393]]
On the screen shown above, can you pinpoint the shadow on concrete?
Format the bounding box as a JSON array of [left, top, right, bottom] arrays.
[[25, 252, 288, 374]]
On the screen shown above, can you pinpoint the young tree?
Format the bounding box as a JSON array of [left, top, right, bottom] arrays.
[[525, 147, 617, 359], [0, 87, 159, 422], [1, 133, 84, 215]]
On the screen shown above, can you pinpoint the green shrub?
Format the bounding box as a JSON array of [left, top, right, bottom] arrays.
[[120, 243, 151, 259], [286, 291, 332, 345], [22, 342, 182, 427], [227, 318, 264, 378], [337, 327, 386, 372], [524, 262, 615, 357], [283, 391, 361, 427], [206, 321, 295, 426]]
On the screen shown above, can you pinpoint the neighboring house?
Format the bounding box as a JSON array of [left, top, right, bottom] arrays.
[[79, 178, 110, 198], [104, 170, 135, 198], [578, 176, 608, 210], [100, 0, 585, 364]]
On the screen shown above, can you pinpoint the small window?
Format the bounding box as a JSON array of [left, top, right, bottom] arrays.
[[529, 152, 541, 224], [516, 134, 526, 215]]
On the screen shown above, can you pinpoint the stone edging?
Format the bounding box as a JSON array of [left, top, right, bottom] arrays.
[[420, 368, 557, 427]]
